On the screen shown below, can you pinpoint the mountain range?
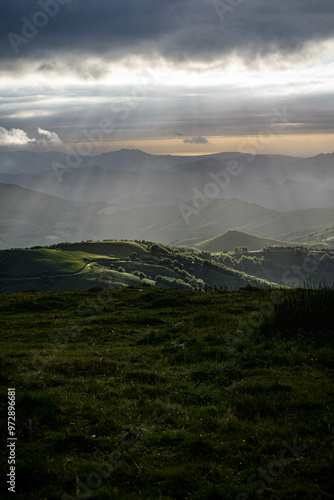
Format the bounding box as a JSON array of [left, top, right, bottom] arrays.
[[0, 149, 333, 210], [0, 149, 333, 249]]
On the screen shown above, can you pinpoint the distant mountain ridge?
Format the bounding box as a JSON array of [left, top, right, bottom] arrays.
[[0, 149, 333, 211]]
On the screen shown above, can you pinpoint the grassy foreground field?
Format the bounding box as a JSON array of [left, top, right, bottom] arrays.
[[0, 286, 333, 499]]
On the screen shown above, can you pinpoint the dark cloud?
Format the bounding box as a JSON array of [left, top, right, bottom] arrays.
[[0, 0, 333, 64], [184, 136, 209, 144], [37, 60, 57, 72]]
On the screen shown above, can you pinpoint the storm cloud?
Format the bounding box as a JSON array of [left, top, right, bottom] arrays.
[[1, 0, 333, 65]]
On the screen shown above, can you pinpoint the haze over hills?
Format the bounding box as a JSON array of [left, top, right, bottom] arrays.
[[1, 181, 334, 251], [0, 149, 333, 211], [0, 149, 194, 175], [0, 183, 277, 248], [0, 149, 333, 251]]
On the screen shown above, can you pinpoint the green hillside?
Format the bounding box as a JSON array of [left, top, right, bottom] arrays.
[[2, 239, 334, 293], [192, 230, 291, 252], [173, 237, 208, 247], [0, 248, 84, 277], [0, 240, 278, 293], [0, 242, 147, 278], [58, 241, 148, 257], [216, 246, 334, 286]]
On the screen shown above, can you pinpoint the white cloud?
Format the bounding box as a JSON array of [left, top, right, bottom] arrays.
[[37, 127, 63, 146], [0, 127, 32, 148], [184, 136, 209, 144], [0, 126, 63, 150]]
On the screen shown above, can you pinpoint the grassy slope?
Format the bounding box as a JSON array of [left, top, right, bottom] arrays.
[[295, 226, 334, 247], [0, 242, 147, 277], [193, 231, 291, 252], [0, 287, 333, 500], [0, 249, 84, 277], [248, 207, 334, 240], [219, 248, 334, 286], [58, 241, 148, 257], [0, 241, 279, 292], [173, 237, 208, 247]]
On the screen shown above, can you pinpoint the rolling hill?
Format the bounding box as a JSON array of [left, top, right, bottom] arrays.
[[177, 230, 292, 252], [1, 238, 334, 293], [0, 240, 281, 293], [248, 206, 334, 241]]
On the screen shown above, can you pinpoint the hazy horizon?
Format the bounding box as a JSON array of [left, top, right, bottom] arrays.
[[0, 146, 333, 160]]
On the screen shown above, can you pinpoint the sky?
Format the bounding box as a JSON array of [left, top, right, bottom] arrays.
[[0, 0, 334, 157]]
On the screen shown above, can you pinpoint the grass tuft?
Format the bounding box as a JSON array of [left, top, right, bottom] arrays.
[[259, 284, 334, 345]]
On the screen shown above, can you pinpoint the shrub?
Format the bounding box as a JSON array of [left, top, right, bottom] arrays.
[[155, 276, 193, 290], [159, 257, 172, 266], [259, 285, 334, 346], [150, 244, 170, 254]]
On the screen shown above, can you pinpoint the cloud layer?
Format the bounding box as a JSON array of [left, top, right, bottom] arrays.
[[1, 0, 334, 65]]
